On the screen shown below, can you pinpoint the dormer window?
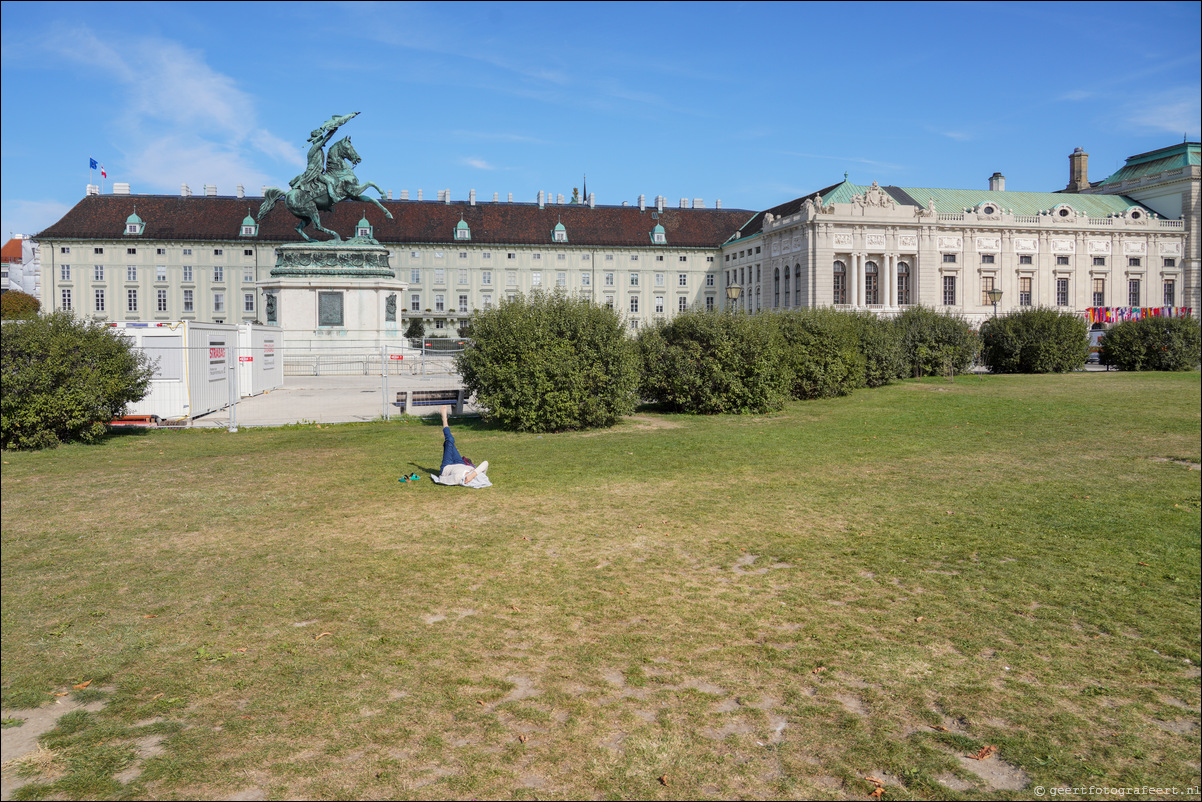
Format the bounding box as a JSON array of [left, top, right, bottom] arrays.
[[650, 223, 666, 245], [355, 217, 373, 239], [124, 209, 145, 236], [552, 221, 568, 243], [455, 218, 471, 241], [240, 212, 258, 237]]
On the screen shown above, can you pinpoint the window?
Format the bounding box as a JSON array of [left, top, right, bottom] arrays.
[[94, 247, 104, 254], [506, 271, 517, 286], [507, 252, 516, 260], [655, 273, 665, 287], [1093, 257, 1106, 266], [1092, 278, 1105, 306], [706, 274, 714, 287], [482, 252, 491, 260], [942, 275, 956, 306], [482, 295, 492, 310], [156, 265, 167, 282], [1056, 256, 1070, 266], [214, 249, 223, 257], [679, 256, 688, 263], [864, 261, 879, 305], [605, 254, 614, 261], [897, 262, 911, 305], [705, 296, 715, 310], [1019, 255, 1033, 265], [61, 246, 70, 254], [678, 273, 688, 287], [679, 296, 688, 313], [629, 296, 639, 313], [655, 296, 664, 314], [213, 266, 224, 283], [183, 265, 193, 282], [556, 272, 566, 287], [155, 248, 165, 256], [605, 272, 614, 286], [434, 268, 445, 284], [182, 248, 192, 256], [629, 273, 639, 287], [774, 267, 780, 307], [244, 249, 253, 257], [1127, 278, 1140, 307], [706, 256, 714, 263], [1128, 257, 1141, 267], [458, 295, 468, 313], [630, 255, 639, 262], [411, 294, 421, 312], [553, 229, 567, 243], [456, 228, 470, 241], [434, 251, 444, 259], [1164, 280, 1176, 306], [942, 253, 957, 264], [61, 288, 72, 310], [656, 255, 664, 262], [157, 289, 168, 312], [459, 251, 468, 259], [833, 261, 846, 304], [94, 289, 105, 312], [94, 265, 104, 281], [244, 293, 255, 313], [604, 295, 614, 309], [755, 247, 761, 255], [981, 254, 995, 264], [127, 289, 138, 312], [482, 271, 492, 285], [410, 251, 420, 259], [458, 269, 468, 285], [1019, 276, 1032, 307], [981, 276, 996, 306], [795, 265, 801, 307], [410, 269, 421, 284], [582, 253, 592, 261], [1163, 258, 1176, 268], [61, 265, 71, 281], [127, 248, 137, 255], [183, 290, 194, 312], [531, 271, 542, 286], [435, 295, 444, 312], [243, 268, 254, 282], [126, 265, 137, 281], [1056, 278, 1069, 306], [581, 273, 591, 287], [213, 293, 225, 313]]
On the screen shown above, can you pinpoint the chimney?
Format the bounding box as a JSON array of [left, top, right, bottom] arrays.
[[469, 189, 476, 206], [86, 184, 99, 196], [716, 199, 722, 209], [508, 192, 513, 203], [588, 192, 595, 208], [557, 193, 565, 204], [638, 194, 646, 211], [537, 190, 545, 208], [656, 196, 665, 212], [493, 192, 499, 202], [989, 172, 1005, 192], [181, 184, 192, 197], [693, 198, 704, 209], [261, 186, 268, 197], [679, 198, 688, 208], [387, 190, 393, 200], [113, 183, 130, 195], [1067, 147, 1089, 192], [236, 184, 245, 198], [204, 184, 216, 197], [401, 190, 409, 200], [445, 188, 451, 204]]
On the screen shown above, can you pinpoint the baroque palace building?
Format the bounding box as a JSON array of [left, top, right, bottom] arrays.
[[34, 144, 1197, 335]]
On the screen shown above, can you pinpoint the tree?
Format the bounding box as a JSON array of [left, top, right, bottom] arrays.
[[1100, 316, 1201, 371], [404, 316, 426, 340], [456, 292, 640, 432], [0, 290, 40, 320], [979, 308, 1088, 373], [2, 312, 156, 449]]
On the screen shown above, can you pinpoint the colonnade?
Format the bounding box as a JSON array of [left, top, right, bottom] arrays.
[[842, 253, 910, 308]]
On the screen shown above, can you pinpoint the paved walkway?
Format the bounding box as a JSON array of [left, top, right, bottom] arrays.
[[192, 375, 476, 428]]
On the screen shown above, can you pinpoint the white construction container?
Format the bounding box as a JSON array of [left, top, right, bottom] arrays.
[[111, 321, 239, 421], [237, 324, 284, 397]]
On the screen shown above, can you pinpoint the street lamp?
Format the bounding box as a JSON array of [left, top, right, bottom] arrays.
[[726, 284, 743, 312], [986, 287, 1003, 317]]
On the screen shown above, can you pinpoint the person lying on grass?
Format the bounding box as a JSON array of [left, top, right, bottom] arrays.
[[431, 405, 491, 488]]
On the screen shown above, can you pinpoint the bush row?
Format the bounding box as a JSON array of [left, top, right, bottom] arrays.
[[1100, 317, 1201, 371]]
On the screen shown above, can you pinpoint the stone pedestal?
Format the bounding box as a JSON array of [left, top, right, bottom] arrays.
[[258, 239, 407, 350]]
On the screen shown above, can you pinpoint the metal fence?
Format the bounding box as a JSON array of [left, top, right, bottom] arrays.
[[282, 339, 471, 377]]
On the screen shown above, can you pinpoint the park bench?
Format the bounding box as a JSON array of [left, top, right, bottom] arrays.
[[394, 388, 464, 415]]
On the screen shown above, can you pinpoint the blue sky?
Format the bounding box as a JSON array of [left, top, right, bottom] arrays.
[[2, 1, 1199, 239]]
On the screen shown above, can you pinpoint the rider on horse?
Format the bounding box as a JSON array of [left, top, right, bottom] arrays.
[[288, 112, 359, 203]]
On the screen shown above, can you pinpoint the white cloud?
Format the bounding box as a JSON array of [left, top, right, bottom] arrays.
[[1123, 88, 1201, 136], [1, 198, 74, 240], [462, 157, 497, 171]]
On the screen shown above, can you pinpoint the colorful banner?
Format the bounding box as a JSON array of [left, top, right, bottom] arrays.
[[1085, 307, 1193, 324]]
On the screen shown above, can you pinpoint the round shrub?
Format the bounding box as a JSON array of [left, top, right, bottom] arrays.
[[847, 311, 903, 387], [773, 309, 866, 399], [0, 290, 40, 320], [1100, 316, 1201, 371], [637, 310, 788, 414], [979, 308, 1088, 373], [894, 306, 980, 377], [455, 291, 639, 432], [2, 312, 155, 449]]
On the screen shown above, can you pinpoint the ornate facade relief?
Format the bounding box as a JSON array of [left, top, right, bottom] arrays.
[[834, 234, 853, 248], [975, 236, 1001, 252], [937, 236, 962, 251], [1012, 237, 1038, 253], [1087, 239, 1112, 256], [1159, 241, 1183, 257], [1122, 239, 1147, 256], [852, 182, 897, 210], [1050, 238, 1075, 254], [865, 234, 886, 249], [897, 234, 918, 251]]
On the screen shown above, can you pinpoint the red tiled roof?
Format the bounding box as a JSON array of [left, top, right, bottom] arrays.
[[1, 237, 24, 262], [35, 195, 755, 249]]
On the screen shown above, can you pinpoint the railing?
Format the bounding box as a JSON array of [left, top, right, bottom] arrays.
[[937, 213, 965, 222], [1088, 218, 1113, 226], [1013, 215, 1041, 224]]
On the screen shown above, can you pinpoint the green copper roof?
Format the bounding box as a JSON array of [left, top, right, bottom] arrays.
[[821, 182, 1157, 218], [126, 211, 144, 225], [1098, 142, 1200, 186], [455, 218, 470, 229], [553, 221, 566, 230], [357, 216, 371, 227], [242, 214, 256, 226]]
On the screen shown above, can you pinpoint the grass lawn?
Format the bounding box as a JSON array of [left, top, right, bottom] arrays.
[[1, 372, 1199, 800]]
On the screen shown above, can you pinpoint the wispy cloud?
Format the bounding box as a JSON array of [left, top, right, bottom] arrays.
[[1122, 88, 1201, 137], [778, 151, 906, 172], [461, 157, 497, 171], [1, 198, 74, 239], [35, 27, 301, 192]]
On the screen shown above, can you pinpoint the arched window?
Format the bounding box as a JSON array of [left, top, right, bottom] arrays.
[[795, 264, 802, 307], [782, 267, 789, 307], [897, 261, 911, 305], [833, 260, 847, 304], [774, 267, 780, 308], [865, 261, 879, 305]]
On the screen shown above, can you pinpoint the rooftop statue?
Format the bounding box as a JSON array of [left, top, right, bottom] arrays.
[[258, 112, 393, 242]]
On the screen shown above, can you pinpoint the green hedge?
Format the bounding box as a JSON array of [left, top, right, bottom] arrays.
[[979, 308, 1088, 373], [637, 310, 789, 414], [1100, 316, 1201, 371], [894, 306, 980, 377], [2, 312, 155, 449], [455, 292, 639, 432]]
